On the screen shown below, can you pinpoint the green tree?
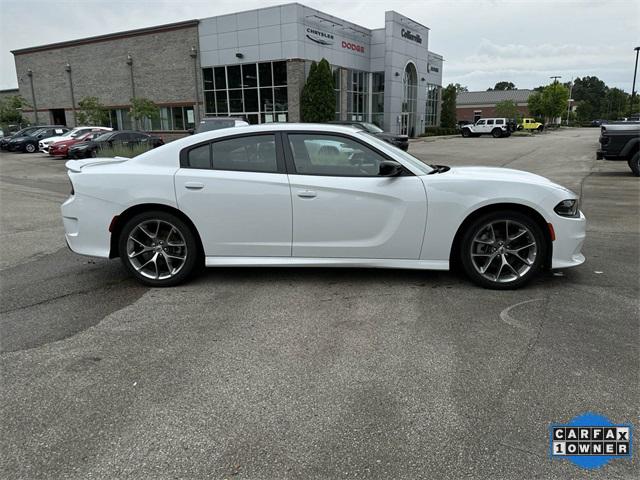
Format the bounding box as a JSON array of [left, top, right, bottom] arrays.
[[488, 81, 516, 91], [0, 95, 28, 127], [603, 87, 629, 120], [572, 76, 607, 119], [129, 97, 159, 129], [300, 58, 335, 122], [77, 97, 109, 126], [440, 84, 457, 128], [527, 83, 569, 123], [494, 99, 518, 119], [453, 83, 468, 93], [575, 101, 593, 123]]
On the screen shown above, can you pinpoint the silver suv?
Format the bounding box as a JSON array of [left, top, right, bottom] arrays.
[[461, 118, 511, 138]]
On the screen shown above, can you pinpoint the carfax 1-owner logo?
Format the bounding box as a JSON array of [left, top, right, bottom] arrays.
[[549, 412, 633, 469]]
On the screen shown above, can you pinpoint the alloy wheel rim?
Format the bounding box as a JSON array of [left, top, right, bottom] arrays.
[[126, 219, 187, 280], [470, 220, 537, 283]]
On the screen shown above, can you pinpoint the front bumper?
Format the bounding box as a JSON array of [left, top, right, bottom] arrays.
[[550, 210, 586, 269], [38, 141, 51, 153]]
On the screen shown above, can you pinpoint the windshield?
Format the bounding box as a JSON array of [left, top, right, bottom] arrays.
[[27, 128, 46, 137], [360, 122, 384, 133], [358, 132, 433, 174], [70, 129, 91, 138], [93, 132, 113, 142]]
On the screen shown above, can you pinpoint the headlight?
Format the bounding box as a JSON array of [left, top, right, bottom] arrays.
[[554, 199, 579, 217]]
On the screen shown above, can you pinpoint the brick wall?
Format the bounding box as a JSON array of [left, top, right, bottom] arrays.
[[456, 105, 529, 122], [13, 24, 200, 127]]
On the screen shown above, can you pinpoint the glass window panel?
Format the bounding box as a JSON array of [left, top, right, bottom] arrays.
[[242, 64, 257, 88], [216, 91, 228, 115], [247, 114, 259, 125], [259, 62, 272, 87], [287, 133, 386, 177], [205, 91, 216, 114], [273, 61, 287, 86], [227, 65, 241, 89], [184, 107, 195, 129], [228, 89, 243, 113], [187, 143, 211, 169], [260, 88, 273, 112], [214, 67, 226, 90], [244, 88, 258, 112], [274, 87, 287, 111], [211, 135, 277, 173], [203, 68, 214, 90], [172, 107, 185, 130]]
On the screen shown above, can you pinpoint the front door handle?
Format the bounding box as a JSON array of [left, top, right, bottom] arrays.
[[297, 189, 317, 198], [185, 182, 205, 190]]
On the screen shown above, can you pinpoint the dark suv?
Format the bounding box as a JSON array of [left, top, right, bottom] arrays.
[[329, 121, 409, 151], [597, 123, 640, 176], [67, 130, 164, 158]]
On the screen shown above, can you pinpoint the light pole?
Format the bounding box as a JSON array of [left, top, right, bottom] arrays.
[[550, 75, 561, 83], [630, 46, 640, 116], [566, 79, 573, 125], [190, 46, 200, 126], [126, 54, 136, 129], [26, 69, 38, 123], [65, 63, 77, 126]]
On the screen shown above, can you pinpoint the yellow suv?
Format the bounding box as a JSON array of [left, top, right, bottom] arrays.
[[520, 118, 544, 131]]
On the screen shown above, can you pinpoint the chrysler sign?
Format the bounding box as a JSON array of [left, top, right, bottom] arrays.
[[401, 28, 423, 44], [305, 27, 334, 46]]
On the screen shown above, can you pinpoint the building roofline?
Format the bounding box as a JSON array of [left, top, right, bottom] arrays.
[[386, 10, 430, 31], [0, 88, 19, 93], [11, 19, 199, 55]]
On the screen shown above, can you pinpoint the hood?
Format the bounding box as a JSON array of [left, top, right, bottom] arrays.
[[9, 135, 31, 142], [447, 166, 576, 195], [376, 132, 408, 141]]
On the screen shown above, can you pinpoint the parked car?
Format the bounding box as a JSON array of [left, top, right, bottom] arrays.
[[193, 117, 248, 134], [62, 123, 585, 290], [461, 118, 511, 138], [39, 126, 112, 153], [0, 125, 58, 150], [67, 130, 164, 158], [6, 126, 70, 152], [520, 118, 544, 132], [329, 121, 409, 151], [49, 131, 107, 158], [597, 123, 640, 176]]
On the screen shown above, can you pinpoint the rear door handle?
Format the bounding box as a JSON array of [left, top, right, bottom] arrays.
[[185, 182, 205, 190], [296, 189, 317, 198]]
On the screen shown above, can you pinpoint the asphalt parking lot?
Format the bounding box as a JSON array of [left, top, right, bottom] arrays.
[[1, 128, 638, 479]]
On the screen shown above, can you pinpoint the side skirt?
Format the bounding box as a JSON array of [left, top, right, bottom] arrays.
[[204, 257, 449, 270]]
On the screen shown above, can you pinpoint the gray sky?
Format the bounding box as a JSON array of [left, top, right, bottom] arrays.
[[1, 0, 638, 92]]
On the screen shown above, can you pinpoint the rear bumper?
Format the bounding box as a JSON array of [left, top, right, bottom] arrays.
[[550, 211, 586, 269]]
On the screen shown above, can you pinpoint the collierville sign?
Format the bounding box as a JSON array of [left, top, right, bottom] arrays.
[[305, 27, 334, 46], [401, 28, 423, 44]]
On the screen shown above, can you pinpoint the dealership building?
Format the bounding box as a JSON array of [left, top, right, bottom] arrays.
[[10, 3, 443, 138]]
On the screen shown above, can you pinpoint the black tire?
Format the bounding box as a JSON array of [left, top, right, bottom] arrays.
[[491, 128, 503, 138], [462, 128, 471, 138], [90, 149, 97, 158], [459, 210, 546, 290], [24, 143, 36, 153], [118, 210, 200, 287], [537, 125, 544, 132], [628, 152, 640, 177]]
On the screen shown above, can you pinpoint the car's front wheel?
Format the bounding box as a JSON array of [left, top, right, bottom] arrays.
[[118, 211, 199, 287], [628, 152, 639, 177], [462, 128, 471, 138], [460, 210, 546, 289], [24, 143, 36, 153]]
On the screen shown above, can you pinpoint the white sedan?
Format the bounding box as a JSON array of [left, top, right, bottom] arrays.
[[61, 124, 586, 289], [39, 126, 112, 153]]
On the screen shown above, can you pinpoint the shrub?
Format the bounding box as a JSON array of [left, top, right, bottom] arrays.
[[422, 127, 458, 137], [98, 142, 154, 158]]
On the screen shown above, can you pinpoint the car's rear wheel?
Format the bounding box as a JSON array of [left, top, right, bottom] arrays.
[[462, 128, 471, 138], [537, 125, 544, 132], [628, 152, 640, 177], [24, 143, 36, 153], [90, 149, 97, 158], [460, 210, 546, 289], [118, 211, 199, 287], [492, 128, 503, 138]]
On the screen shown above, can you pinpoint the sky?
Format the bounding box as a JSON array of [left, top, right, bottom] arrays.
[[0, 0, 638, 92]]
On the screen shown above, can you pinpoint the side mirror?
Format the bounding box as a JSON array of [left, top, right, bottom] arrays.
[[379, 160, 403, 177]]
